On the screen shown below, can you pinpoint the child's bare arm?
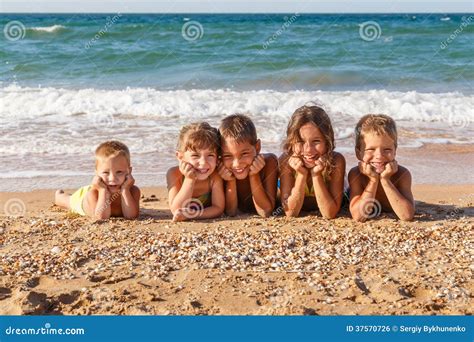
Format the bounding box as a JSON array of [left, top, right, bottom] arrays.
[[167, 164, 195, 215], [83, 176, 111, 219], [249, 154, 278, 217], [349, 163, 379, 222], [280, 154, 307, 217], [83, 176, 112, 220], [218, 162, 238, 216], [199, 173, 225, 219], [312, 153, 346, 219], [120, 172, 140, 219], [121, 186, 141, 219], [380, 162, 415, 221]]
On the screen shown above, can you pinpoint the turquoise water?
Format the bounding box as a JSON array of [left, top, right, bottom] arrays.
[[0, 13, 473, 191], [1, 13, 473, 91]]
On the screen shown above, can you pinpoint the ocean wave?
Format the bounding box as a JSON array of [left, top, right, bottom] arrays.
[[1, 85, 471, 123], [0, 85, 472, 158], [28, 24, 66, 33]]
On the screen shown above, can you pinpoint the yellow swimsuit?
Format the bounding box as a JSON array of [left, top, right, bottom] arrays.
[[69, 185, 92, 216]]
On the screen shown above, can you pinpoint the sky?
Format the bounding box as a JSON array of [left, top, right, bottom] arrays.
[[1, 0, 473, 13]]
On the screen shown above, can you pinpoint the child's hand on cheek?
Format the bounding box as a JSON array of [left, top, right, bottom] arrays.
[[289, 155, 308, 175], [217, 161, 234, 181], [92, 175, 109, 192], [359, 161, 379, 181], [121, 172, 135, 190], [249, 154, 266, 176], [381, 160, 398, 179], [310, 158, 324, 177], [179, 160, 197, 180]]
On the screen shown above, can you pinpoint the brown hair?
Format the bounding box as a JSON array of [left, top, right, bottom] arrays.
[[219, 114, 258, 145], [176, 122, 220, 153], [283, 105, 335, 181], [95, 140, 131, 166], [355, 114, 398, 153]]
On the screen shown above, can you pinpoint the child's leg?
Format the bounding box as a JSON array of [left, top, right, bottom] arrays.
[[55, 190, 71, 209]]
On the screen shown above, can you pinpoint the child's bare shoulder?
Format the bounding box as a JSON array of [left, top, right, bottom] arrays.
[[130, 185, 141, 196], [392, 164, 411, 183], [166, 166, 182, 187], [332, 151, 346, 166], [348, 165, 361, 179], [210, 170, 223, 183], [278, 152, 290, 165], [263, 153, 278, 166], [166, 166, 180, 178]]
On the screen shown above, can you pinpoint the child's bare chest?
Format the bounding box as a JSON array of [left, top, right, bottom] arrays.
[[109, 194, 123, 217]]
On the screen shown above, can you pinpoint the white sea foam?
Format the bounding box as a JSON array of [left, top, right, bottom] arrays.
[[1, 85, 471, 122], [29, 25, 66, 33], [0, 85, 472, 190]]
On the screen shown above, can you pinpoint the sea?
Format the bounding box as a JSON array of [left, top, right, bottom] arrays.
[[1, 13, 473, 191]]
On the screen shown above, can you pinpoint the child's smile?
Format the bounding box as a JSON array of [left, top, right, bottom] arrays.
[[296, 123, 327, 168], [96, 155, 130, 193], [181, 148, 217, 180], [360, 133, 396, 174], [221, 139, 258, 180]]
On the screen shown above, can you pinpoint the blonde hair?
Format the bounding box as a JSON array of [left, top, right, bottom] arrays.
[[219, 114, 258, 145], [283, 105, 335, 181], [177, 122, 220, 153], [355, 114, 398, 152], [95, 140, 131, 166]]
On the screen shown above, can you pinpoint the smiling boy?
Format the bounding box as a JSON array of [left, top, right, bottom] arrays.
[[218, 114, 278, 217], [54, 141, 140, 219], [348, 114, 415, 221]]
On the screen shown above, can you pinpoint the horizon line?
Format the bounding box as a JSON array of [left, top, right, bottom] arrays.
[[1, 11, 472, 14]]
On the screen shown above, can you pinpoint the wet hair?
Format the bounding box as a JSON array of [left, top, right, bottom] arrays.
[[355, 114, 398, 153], [283, 105, 335, 181], [219, 114, 258, 145], [176, 122, 220, 153], [95, 140, 131, 166]]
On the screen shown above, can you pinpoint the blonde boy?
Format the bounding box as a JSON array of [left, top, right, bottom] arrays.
[[55, 141, 140, 219], [348, 114, 414, 221]]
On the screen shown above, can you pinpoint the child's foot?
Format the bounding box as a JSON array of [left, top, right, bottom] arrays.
[[54, 189, 70, 208], [55, 189, 64, 203]]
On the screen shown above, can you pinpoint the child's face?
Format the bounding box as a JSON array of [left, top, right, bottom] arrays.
[[294, 123, 328, 168], [179, 148, 217, 180], [221, 138, 260, 180], [96, 155, 130, 193], [359, 133, 396, 173]]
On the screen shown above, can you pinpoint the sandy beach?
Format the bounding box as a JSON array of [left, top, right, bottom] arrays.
[[0, 183, 472, 315]]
